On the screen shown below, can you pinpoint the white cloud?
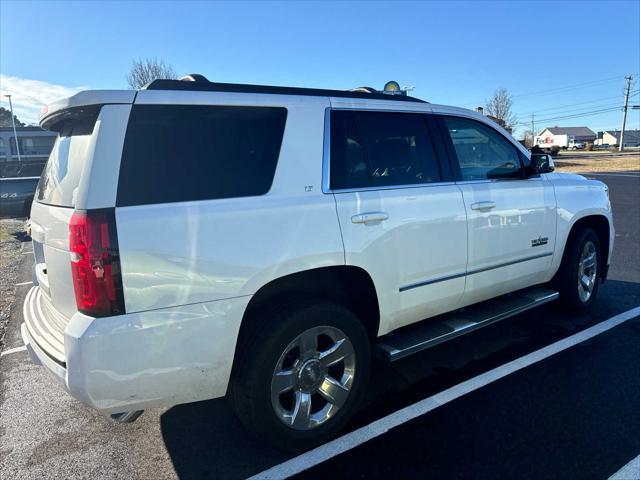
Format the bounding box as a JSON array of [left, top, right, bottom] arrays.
[[0, 75, 87, 126]]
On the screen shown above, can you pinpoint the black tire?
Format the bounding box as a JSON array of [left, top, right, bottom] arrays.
[[554, 227, 601, 311], [228, 300, 371, 451]]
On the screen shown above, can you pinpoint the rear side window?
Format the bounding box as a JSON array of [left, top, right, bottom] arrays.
[[330, 110, 440, 190], [117, 105, 287, 207], [442, 116, 521, 181], [36, 107, 100, 207]]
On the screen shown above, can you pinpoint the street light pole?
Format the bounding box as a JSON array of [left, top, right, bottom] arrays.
[[4, 94, 21, 162]]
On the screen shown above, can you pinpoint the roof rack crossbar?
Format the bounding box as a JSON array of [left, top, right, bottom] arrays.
[[143, 78, 426, 103]]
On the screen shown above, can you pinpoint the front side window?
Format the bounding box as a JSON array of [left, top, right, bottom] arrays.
[[442, 116, 521, 181], [117, 105, 287, 207], [330, 110, 440, 190]]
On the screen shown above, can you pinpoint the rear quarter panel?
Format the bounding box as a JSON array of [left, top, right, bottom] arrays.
[[116, 92, 345, 313]]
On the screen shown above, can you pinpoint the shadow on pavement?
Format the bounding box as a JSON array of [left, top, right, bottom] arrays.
[[160, 279, 640, 479]]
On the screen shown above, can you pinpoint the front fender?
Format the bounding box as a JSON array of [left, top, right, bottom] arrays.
[[548, 173, 613, 277]]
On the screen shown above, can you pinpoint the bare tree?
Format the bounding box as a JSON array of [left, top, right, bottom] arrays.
[[521, 129, 534, 148], [126, 58, 177, 89], [485, 88, 517, 132]]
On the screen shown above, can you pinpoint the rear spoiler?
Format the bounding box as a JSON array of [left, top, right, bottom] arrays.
[[39, 90, 136, 131]]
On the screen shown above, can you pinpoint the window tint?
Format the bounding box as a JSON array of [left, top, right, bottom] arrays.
[[443, 116, 521, 181], [36, 135, 91, 206], [36, 107, 100, 207], [117, 105, 287, 207], [330, 110, 440, 190]]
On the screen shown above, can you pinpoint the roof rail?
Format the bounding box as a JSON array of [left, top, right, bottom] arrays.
[[143, 76, 427, 103]]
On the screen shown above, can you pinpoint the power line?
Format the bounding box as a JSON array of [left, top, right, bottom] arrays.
[[511, 75, 624, 99], [513, 91, 638, 116], [520, 107, 620, 125], [462, 75, 631, 107], [518, 102, 621, 118], [515, 107, 621, 126]]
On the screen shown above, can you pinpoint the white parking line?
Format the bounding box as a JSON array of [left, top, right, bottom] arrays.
[[0, 345, 27, 357], [609, 454, 640, 479], [15, 281, 32, 286], [250, 305, 640, 480]]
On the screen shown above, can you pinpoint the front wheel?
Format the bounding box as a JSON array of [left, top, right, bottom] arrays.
[[554, 228, 601, 311], [229, 301, 371, 451]]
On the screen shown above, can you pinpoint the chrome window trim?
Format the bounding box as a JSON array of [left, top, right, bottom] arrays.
[[322, 107, 331, 194], [331, 181, 457, 194], [322, 107, 449, 195], [399, 252, 553, 292], [454, 176, 543, 186]]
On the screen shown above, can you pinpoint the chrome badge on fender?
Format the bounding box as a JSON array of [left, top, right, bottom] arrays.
[[531, 236, 549, 247]]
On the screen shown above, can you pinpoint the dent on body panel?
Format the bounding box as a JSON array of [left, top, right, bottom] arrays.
[[117, 194, 344, 313], [66, 296, 251, 410]]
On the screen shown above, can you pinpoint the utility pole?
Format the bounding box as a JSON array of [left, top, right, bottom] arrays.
[[3, 94, 21, 162], [619, 75, 632, 152], [531, 113, 536, 147]]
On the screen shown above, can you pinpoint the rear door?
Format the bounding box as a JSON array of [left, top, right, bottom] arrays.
[[437, 114, 556, 306], [328, 108, 468, 335]]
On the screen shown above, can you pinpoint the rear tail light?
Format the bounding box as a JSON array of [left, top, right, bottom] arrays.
[[69, 209, 125, 317]]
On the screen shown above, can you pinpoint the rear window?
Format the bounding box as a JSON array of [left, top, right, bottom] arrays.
[[36, 107, 100, 207], [116, 105, 287, 207]]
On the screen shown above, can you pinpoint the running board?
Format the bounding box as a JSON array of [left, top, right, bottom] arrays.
[[376, 287, 559, 362]]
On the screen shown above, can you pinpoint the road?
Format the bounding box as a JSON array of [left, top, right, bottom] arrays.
[[1, 171, 639, 479]]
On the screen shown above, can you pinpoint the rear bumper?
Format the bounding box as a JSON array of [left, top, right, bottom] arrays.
[[22, 287, 250, 414]]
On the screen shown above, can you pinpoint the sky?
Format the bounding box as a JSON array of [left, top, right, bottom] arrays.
[[1, 0, 639, 137]]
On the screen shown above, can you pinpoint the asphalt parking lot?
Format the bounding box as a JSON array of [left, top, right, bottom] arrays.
[[1, 170, 639, 479]]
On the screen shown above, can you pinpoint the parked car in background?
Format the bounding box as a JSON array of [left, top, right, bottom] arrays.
[[0, 127, 56, 217], [22, 76, 614, 451]]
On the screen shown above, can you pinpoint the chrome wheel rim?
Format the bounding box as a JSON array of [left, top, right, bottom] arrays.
[[271, 326, 356, 431], [578, 240, 598, 303]]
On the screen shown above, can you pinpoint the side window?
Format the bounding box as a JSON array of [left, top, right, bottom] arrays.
[[117, 105, 287, 207], [329, 111, 369, 190], [330, 110, 441, 190], [442, 116, 521, 181]]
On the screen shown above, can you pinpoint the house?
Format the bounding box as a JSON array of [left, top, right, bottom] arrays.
[[594, 129, 640, 147], [535, 126, 596, 148]]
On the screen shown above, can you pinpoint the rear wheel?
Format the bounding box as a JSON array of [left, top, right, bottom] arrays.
[[229, 301, 371, 451], [555, 228, 601, 311]]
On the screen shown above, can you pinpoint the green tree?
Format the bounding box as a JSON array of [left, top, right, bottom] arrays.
[[0, 106, 25, 128]]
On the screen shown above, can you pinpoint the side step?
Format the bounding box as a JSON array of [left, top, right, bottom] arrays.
[[376, 286, 559, 362]]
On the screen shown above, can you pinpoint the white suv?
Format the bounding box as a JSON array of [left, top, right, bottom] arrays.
[[23, 76, 613, 450]]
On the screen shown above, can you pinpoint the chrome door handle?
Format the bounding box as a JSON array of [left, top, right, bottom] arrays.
[[470, 201, 496, 211], [351, 212, 389, 224]]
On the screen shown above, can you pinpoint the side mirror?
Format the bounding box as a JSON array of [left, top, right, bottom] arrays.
[[528, 154, 555, 175]]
